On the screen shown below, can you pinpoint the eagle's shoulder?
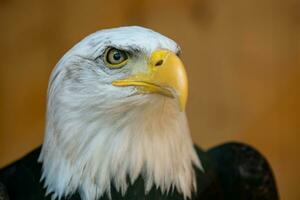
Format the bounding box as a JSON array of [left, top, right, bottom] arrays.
[[0, 146, 46, 200], [207, 142, 279, 200]]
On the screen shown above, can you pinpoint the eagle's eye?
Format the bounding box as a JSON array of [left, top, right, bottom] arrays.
[[104, 47, 128, 69]]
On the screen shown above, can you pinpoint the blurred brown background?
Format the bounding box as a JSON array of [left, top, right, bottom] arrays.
[[0, 0, 299, 199]]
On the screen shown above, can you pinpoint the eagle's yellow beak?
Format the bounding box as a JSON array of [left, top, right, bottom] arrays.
[[112, 49, 188, 111]]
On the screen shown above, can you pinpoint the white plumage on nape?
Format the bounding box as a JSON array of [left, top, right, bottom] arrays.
[[39, 26, 202, 200]]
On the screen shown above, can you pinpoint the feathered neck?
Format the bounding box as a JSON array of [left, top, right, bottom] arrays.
[[39, 94, 201, 200]]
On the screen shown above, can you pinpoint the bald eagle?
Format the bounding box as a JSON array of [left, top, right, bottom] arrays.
[[0, 26, 278, 200]]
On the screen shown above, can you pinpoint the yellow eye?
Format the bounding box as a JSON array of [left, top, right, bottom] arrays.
[[104, 48, 128, 68]]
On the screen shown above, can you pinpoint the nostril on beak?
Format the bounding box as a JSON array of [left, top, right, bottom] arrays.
[[155, 59, 164, 67]]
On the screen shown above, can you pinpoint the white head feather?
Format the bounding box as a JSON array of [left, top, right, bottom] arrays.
[[39, 26, 202, 200]]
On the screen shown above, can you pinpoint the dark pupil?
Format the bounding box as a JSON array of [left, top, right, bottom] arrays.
[[113, 51, 122, 61]]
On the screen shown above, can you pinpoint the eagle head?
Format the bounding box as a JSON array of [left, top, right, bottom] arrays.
[[39, 26, 201, 200]]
